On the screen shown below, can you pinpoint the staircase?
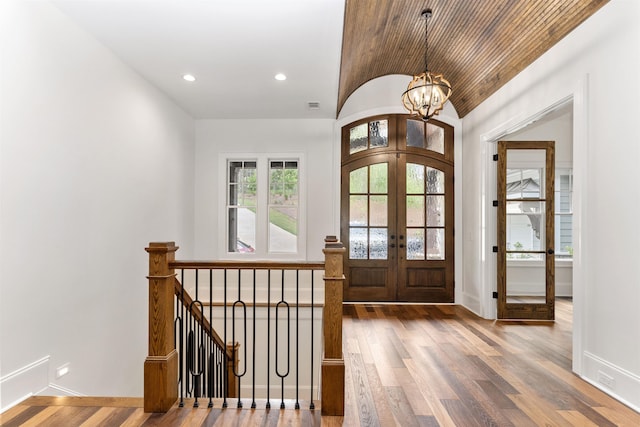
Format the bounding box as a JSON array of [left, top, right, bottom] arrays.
[[143, 237, 346, 417]]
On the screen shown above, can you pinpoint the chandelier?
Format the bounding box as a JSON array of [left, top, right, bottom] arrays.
[[402, 9, 452, 121]]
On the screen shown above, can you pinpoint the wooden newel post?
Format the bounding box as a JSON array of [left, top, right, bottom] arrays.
[[226, 342, 240, 398], [144, 242, 179, 412], [321, 235, 346, 416]]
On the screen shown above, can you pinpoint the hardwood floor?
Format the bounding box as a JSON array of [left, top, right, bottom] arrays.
[[326, 299, 640, 426], [3, 299, 639, 426]]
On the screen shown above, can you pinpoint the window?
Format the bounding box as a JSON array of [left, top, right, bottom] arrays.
[[224, 156, 303, 258], [348, 119, 388, 154], [555, 169, 573, 259], [227, 161, 257, 253], [268, 161, 299, 253]]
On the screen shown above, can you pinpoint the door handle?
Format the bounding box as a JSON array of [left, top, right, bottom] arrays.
[[399, 244, 405, 248], [547, 249, 554, 255], [390, 243, 396, 248]]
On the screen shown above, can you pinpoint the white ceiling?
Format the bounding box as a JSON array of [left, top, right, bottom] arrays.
[[51, 0, 346, 119]]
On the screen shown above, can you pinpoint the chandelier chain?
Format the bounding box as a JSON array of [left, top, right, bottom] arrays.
[[424, 11, 428, 72]]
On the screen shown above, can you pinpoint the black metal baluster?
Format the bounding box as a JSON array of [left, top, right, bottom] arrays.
[[176, 269, 184, 407], [208, 269, 214, 407], [190, 270, 205, 408], [186, 315, 193, 397], [223, 269, 228, 408], [251, 269, 257, 409], [266, 270, 271, 410], [232, 269, 247, 408], [295, 269, 300, 410], [179, 269, 185, 406], [275, 270, 290, 410], [218, 346, 223, 397], [310, 271, 315, 410]]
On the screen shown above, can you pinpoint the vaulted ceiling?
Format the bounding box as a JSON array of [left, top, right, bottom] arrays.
[[51, 1, 609, 120], [338, 0, 609, 118]]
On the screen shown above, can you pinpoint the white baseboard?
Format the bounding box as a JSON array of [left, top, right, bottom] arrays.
[[0, 356, 50, 412], [461, 292, 482, 317], [582, 351, 640, 413], [38, 383, 84, 397]]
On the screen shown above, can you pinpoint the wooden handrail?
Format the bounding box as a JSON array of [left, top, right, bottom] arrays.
[[144, 237, 345, 414], [172, 277, 227, 353], [170, 260, 325, 270]]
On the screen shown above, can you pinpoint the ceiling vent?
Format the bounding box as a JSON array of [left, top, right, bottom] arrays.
[[307, 102, 321, 110]]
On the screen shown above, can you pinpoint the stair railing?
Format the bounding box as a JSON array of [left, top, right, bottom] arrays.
[[143, 236, 345, 416]]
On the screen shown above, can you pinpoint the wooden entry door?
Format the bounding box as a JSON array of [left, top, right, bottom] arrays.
[[341, 115, 454, 302], [497, 141, 555, 319]]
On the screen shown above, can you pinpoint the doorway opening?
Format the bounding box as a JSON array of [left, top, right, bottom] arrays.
[[496, 102, 574, 320]]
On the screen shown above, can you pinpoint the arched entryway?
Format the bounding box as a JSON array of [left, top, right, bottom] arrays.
[[341, 114, 454, 302]]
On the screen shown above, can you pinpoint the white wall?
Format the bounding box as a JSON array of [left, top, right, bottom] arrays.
[[461, 0, 640, 410], [0, 1, 195, 409], [194, 119, 336, 261]]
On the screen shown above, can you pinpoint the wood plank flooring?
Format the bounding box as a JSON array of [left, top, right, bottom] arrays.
[[324, 299, 640, 426], [3, 299, 639, 426]]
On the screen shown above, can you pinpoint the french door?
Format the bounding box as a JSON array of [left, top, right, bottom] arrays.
[[497, 141, 555, 319], [341, 115, 454, 302]]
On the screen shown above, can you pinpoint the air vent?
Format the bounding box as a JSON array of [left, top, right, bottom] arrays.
[[307, 102, 320, 110]]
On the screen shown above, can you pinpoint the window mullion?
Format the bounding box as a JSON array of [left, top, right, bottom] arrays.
[[256, 158, 269, 256]]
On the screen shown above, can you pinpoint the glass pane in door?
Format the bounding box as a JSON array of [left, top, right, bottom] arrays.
[[426, 123, 445, 154], [349, 124, 368, 154], [506, 201, 545, 252], [369, 120, 388, 148], [407, 163, 446, 261], [406, 228, 425, 260], [505, 256, 546, 303], [505, 148, 548, 304], [349, 164, 388, 260]]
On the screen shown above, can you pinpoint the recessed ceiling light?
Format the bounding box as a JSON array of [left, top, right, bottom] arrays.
[[275, 73, 287, 81], [183, 74, 196, 82]]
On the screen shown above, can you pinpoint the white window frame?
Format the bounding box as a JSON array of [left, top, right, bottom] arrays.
[[218, 153, 306, 260]]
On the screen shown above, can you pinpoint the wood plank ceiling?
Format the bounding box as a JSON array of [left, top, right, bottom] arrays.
[[337, 0, 609, 118]]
